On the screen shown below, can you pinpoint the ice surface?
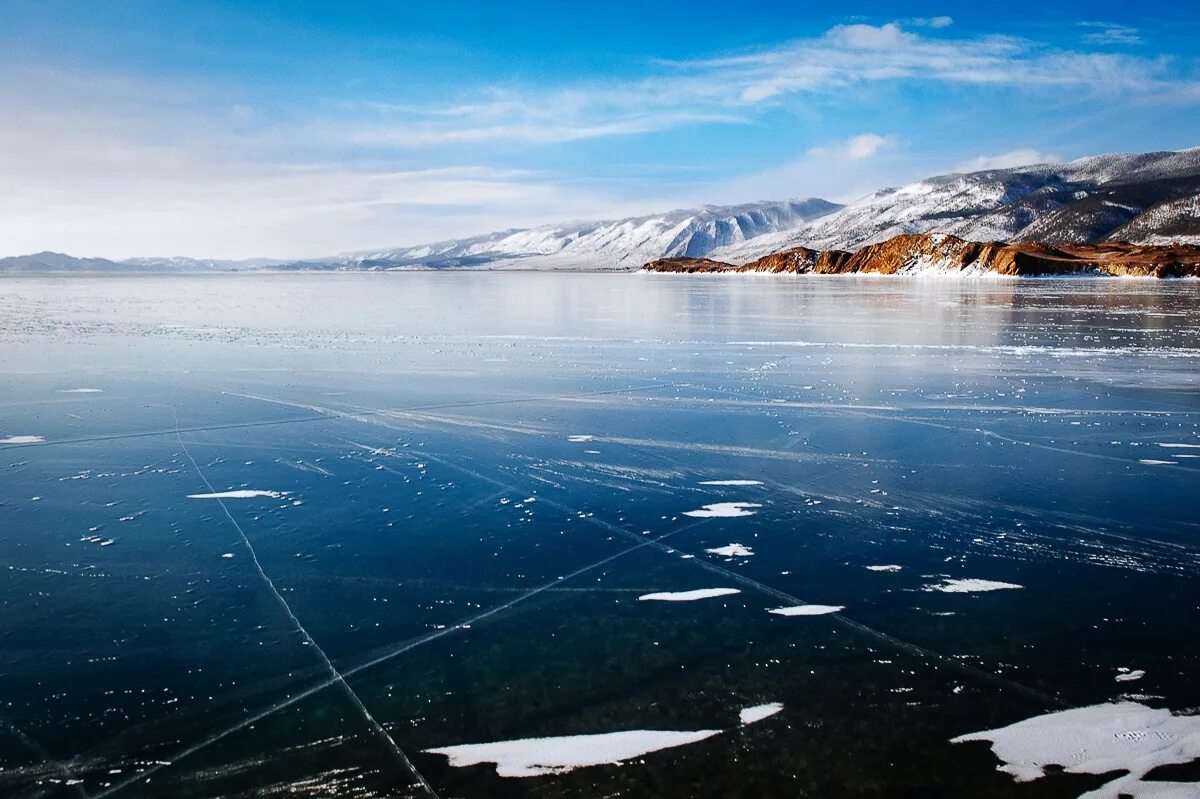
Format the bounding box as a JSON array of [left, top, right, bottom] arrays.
[[59, 388, 103, 393], [638, 588, 742, 602], [951, 702, 1200, 798], [866, 565, 903, 572], [924, 578, 1023, 593], [684, 502, 762, 518], [768, 605, 844, 616], [698, 480, 764, 486]]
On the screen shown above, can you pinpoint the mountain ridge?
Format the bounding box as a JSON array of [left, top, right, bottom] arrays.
[[3, 146, 1199, 273]]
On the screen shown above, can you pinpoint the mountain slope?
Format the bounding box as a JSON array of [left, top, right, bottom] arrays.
[[711, 148, 1200, 263], [331, 199, 841, 270]]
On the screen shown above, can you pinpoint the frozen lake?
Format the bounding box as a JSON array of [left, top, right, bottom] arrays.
[[1, 273, 1199, 798]]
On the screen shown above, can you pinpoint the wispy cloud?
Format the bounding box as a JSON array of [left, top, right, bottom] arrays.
[[1078, 22, 1143, 46], [350, 20, 1193, 148], [955, 149, 1061, 172]]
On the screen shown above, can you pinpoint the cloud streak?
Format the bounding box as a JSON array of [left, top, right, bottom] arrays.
[[349, 21, 1197, 148]]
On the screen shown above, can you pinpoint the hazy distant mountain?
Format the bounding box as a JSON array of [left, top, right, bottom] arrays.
[[329, 199, 842, 271], [710, 148, 1200, 262], [3, 148, 1198, 272]]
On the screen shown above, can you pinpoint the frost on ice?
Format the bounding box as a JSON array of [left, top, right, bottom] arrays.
[[951, 702, 1200, 798]]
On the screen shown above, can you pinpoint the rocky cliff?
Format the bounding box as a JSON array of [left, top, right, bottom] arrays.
[[642, 233, 1200, 278]]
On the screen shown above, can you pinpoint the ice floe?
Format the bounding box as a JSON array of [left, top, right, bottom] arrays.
[[187, 490, 287, 500], [684, 502, 762, 518], [0, 435, 45, 445], [638, 588, 741, 602], [425, 702, 783, 778], [59, 388, 103, 393], [951, 701, 1200, 798], [866, 564, 903, 572], [923, 578, 1023, 593], [567, 435, 594, 443], [1138, 459, 1177, 465], [739, 703, 784, 725], [704, 543, 754, 557], [699, 480, 764, 486], [1157, 443, 1200, 449], [1115, 668, 1147, 682], [768, 605, 844, 616]]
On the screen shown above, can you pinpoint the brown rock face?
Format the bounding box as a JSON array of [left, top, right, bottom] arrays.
[[641, 233, 1200, 277]]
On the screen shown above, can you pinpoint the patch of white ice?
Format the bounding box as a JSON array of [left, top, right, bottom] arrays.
[[0, 435, 45, 445], [1139, 459, 1177, 465], [638, 588, 741, 602], [424, 728, 721, 778], [951, 701, 1200, 798], [187, 490, 287, 500], [924, 578, 1023, 593], [567, 435, 594, 443], [59, 388, 103, 393], [426, 702, 782, 778], [699, 480, 764, 486], [866, 565, 903, 572], [1157, 443, 1200, 449], [684, 502, 762, 518], [739, 703, 784, 725], [1115, 669, 1147, 683], [768, 605, 844, 616], [704, 543, 754, 557]]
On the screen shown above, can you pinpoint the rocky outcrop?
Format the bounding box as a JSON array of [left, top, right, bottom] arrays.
[[641, 233, 1200, 278]]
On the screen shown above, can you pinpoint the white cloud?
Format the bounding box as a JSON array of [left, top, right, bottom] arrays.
[[908, 16, 954, 29], [708, 134, 908, 205], [1079, 22, 1142, 46], [955, 149, 1062, 172], [348, 21, 1193, 150]]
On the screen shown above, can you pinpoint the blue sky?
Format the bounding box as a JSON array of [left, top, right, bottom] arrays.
[[2, 0, 1198, 258]]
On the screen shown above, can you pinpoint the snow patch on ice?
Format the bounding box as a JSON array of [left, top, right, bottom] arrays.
[[684, 502, 762, 518], [739, 703, 784, 725], [0, 435, 45, 445], [704, 543, 755, 557], [768, 604, 844, 616], [424, 729, 721, 778], [924, 578, 1023, 593], [187, 490, 288, 500], [638, 588, 741, 602], [951, 702, 1200, 798], [1115, 669, 1147, 683], [425, 701, 784, 778]]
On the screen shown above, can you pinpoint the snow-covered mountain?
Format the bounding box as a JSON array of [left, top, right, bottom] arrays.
[[328, 199, 841, 271], [710, 148, 1200, 262], [4, 147, 1198, 272]]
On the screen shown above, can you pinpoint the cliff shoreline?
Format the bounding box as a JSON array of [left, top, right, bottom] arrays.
[[641, 234, 1200, 278]]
